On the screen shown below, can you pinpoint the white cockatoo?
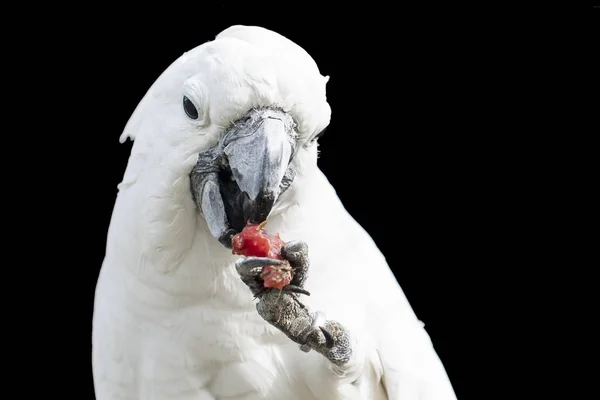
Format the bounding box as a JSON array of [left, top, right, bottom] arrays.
[[92, 25, 457, 400]]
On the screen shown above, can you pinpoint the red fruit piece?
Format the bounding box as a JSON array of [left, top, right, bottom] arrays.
[[231, 221, 285, 259], [231, 221, 293, 289], [260, 264, 293, 290]]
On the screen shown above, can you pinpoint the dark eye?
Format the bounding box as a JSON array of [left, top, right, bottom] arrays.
[[183, 96, 199, 119]]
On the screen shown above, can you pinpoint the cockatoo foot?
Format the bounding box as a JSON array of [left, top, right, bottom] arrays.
[[235, 240, 352, 367]]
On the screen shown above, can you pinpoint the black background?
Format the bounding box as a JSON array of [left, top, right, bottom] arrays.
[[78, 6, 519, 400]]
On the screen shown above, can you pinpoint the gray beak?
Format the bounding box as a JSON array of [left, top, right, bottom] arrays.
[[223, 111, 293, 223], [190, 107, 297, 248]]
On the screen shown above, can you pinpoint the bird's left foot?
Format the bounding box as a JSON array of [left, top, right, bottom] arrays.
[[235, 240, 352, 367]]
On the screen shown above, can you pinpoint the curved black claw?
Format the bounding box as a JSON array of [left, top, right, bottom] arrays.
[[319, 326, 335, 349], [282, 284, 311, 296]]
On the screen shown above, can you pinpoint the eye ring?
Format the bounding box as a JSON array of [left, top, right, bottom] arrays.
[[183, 96, 199, 120]]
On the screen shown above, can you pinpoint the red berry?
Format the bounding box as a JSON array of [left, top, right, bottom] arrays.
[[232, 222, 292, 289], [260, 264, 293, 290]]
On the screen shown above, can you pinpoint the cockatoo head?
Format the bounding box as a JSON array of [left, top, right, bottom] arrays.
[[120, 25, 331, 248]]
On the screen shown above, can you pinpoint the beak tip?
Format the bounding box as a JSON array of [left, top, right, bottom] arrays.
[[246, 189, 277, 224], [218, 229, 236, 249]]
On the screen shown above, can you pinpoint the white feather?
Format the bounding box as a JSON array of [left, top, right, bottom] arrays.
[[93, 25, 456, 400]]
